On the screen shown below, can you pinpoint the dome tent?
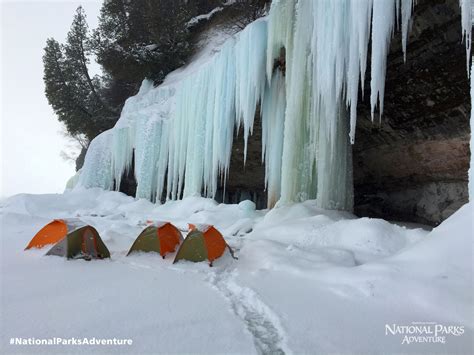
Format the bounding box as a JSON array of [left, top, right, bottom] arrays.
[[45, 225, 110, 260], [173, 225, 237, 266], [127, 222, 183, 258], [25, 218, 85, 250]]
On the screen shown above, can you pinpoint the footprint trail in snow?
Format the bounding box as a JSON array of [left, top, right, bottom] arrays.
[[208, 269, 291, 355], [116, 239, 291, 354]]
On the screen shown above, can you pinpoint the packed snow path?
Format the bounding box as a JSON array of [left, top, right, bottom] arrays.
[[115, 233, 291, 354], [1, 189, 472, 354], [208, 269, 290, 355]]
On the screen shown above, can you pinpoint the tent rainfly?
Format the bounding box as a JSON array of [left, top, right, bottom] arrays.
[[173, 225, 237, 266], [127, 222, 183, 258], [25, 218, 85, 250], [45, 225, 110, 260]]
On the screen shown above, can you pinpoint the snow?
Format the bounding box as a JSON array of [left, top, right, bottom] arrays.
[[187, 7, 224, 28], [144, 44, 158, 51], [1, 189, 472, 353], [186, 0, 244, 29]]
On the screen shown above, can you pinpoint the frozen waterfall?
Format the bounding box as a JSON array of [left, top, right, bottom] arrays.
[[77, 0, 473, 210]]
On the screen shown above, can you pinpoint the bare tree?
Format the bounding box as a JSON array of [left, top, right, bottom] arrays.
[[59, 127, 90, 164], [229, 0, 270, 30]]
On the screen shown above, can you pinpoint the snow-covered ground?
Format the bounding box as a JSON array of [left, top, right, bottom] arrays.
[[0, 189, 472, 354]]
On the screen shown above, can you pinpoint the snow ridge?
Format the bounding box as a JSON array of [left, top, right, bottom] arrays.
[[187, 7, 224, 28]]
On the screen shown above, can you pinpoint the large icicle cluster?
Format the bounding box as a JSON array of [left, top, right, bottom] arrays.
[[263, 0, 414, 209], [79, 20, 268, 202], [78, 0, 472, 211]]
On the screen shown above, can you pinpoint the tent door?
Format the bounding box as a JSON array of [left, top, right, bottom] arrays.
[[82, 229, 98, 258]]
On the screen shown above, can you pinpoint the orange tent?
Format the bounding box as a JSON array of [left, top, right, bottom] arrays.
[[25, 219, 84, 250], [174, 224, 237, 266], [127, 222, 183, 258]]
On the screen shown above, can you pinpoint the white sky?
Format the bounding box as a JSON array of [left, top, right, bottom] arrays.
[[1, 0, 101, 198]]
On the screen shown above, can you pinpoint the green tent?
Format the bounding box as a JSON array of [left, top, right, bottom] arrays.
[[173, 230, 209, 263], [45, 225, 110, 260], [173, 226, 237, 266], [127, 223, 183, 258]]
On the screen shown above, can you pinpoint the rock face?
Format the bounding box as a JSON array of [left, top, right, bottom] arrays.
[[353, 0, 471, 225]]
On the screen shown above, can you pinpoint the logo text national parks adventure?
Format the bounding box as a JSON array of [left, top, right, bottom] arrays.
[[385, 322, 465, 345]]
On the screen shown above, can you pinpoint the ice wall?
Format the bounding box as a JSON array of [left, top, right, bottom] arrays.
[[264, 0, 413, 209], [78, 0, 472, 211], [79, 19, 268, 203]]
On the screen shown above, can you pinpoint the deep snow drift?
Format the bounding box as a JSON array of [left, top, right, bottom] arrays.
[[1, 189, 472, 353], [77, 0, 474, 211]]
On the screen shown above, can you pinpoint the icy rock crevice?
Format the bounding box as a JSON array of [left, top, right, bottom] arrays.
[[78, 0, 473, 211]]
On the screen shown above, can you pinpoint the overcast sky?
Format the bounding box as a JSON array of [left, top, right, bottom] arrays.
[[1, 0, 101, 198]]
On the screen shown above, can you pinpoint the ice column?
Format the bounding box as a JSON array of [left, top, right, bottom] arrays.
[[262, 70, 286, 208]]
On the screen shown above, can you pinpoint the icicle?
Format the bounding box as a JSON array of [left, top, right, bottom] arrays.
[[310, 0, 355, 209], [78, 131, 114, 191], [401, 0, 414, 62], [370, 0, 396, 121], [278, 0, 315, 204], [262, 70, 286, 208], [266, 0, 296, 82], [111, 127, 133, 191], [347, 0, 372, 143], [235, 20, 268, 162], [459, 0, 473, 75]]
